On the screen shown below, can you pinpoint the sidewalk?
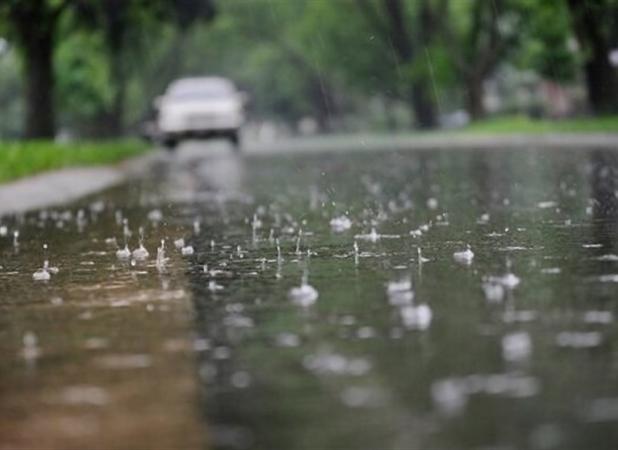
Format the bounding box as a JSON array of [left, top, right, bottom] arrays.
[[0, 151, 162, 216]]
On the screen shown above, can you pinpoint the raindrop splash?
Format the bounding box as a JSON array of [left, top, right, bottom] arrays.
[[288, 271, 318, 307], [453, 245, 474, 265]]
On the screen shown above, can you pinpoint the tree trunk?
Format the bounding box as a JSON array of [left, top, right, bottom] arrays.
[[411, 82, 437, 129], [412, 0, 439, 128], [567, 0, 618, 114], [22, 26, 56, 139], [102, 0, 128, 136], [583, 50, 618, 114], [381, 0, 438, 129], [106, 48, 126, 136], [465, 75, 485, 120], [309, 75, 337, 133]]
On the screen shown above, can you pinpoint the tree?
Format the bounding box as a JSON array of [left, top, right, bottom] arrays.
[[516, 0, 578, 83], [195, 0, 343, 132], [0, 39, 23, 138], [140, 0, 217, 115], [566, 0, 618, 114], [0, 0, 216, 139], [441, 0, 523, 120], [0, 0, 74, 138], [74, 0, 215, 136], [97, 0, 132, 136], [354, 0, 441, 128]]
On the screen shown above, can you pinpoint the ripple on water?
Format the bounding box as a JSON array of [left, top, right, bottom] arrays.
[[594, 254, 618, 261], [453, 246, 474, 265], [585, 397, 618, 422], [95, 354, 152, 370], [502, 310, 538, 323], [288, 282, 318, 307], [583, 311, 613, 324], [56, 385, 110, 406], [556, 331, 602, 348], [432, 373, 540, 415], [354, 228, 400, 242], [340, 385, 386, 408], [502, 332, 532, 362], [482, 281, 505, 303], [275, 332, 300, 348], [181, 245, 194, 256], [399, 304, 432, 330], [303, 350, 371, 377], [591, 274, 618, 283], [329, 215, 352, 232]]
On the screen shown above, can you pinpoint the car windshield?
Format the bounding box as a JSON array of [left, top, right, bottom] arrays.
[[167, 80, 234, 100]]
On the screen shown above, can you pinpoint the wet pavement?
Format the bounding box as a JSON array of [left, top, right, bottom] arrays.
[[2, 140, 618, 449]]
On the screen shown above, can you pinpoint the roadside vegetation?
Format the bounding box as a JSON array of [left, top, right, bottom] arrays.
[[463, 115, 618, 134], [0, 140, 149, 183], [1, 1, 617, 139]]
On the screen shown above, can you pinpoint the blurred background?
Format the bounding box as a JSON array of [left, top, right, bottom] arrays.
[[0, 0, 617, 141]]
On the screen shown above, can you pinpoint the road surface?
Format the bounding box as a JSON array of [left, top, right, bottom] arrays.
[[2, 138, 618, 449]]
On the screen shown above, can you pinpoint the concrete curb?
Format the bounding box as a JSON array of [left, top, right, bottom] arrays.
[[0, 150, 162, 217]]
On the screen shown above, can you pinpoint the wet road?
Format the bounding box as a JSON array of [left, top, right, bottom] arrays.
[[2, 140, 618, 449]]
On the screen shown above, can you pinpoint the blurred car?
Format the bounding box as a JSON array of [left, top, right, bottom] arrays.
[[155, 77, 245, 150]]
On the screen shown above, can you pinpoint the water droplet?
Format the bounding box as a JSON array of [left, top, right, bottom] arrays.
[[482, 281, 505, 303], [147, 209, 163, 222], [22, 331, 40, 360], [32, 268, 50, 281], [231, 371, 252, 389], [502, 332, 532, 362], [132, 245, 149, 260], [275, 332, 300, 347], [556, 331, 602, 348], [453, 245, 474, 265], [417, 247, 430, 263], [329, 215, 352, 232], [208, 280, 224, 292], [288, 273, 318, 307], [116, 245, 131, 259], [400, 304, 432, 330]]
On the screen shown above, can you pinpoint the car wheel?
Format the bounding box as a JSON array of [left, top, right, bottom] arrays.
[[163, 136, 178, 151], [229, 131, 241, 151]]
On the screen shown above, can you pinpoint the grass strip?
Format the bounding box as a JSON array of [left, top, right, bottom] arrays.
[[0, 139, 150, 183]]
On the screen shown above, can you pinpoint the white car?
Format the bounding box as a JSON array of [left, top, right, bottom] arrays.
[[155, 77, 245, 150]]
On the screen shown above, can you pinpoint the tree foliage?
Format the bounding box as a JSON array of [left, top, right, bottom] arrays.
[[0, 0, 617, 138]]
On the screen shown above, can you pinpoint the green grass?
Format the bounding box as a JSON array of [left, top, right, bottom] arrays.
[[0, 139, 150, 183], [463, 114, 618, 134]]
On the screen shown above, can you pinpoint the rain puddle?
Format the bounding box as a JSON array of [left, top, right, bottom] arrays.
[[3, 145, 618, 449]]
